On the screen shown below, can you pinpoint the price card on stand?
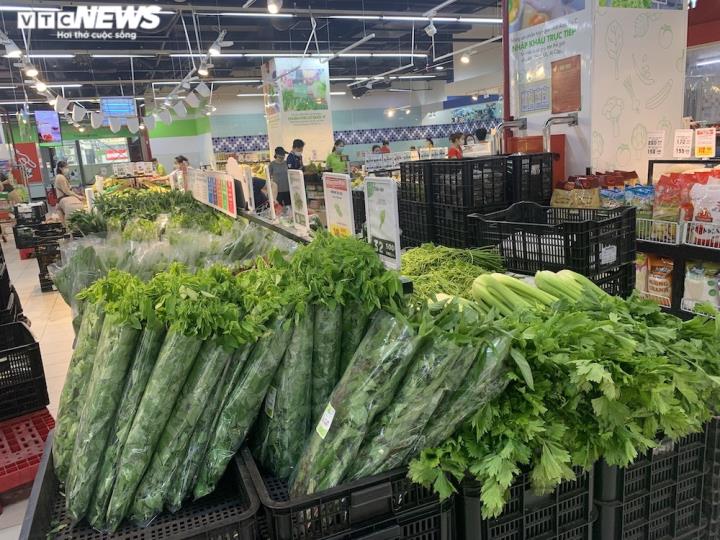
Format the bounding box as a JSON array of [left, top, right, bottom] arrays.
[[264, 164, 277, 221], [322, 172, 355, 237], [364, 177, 401, 269], [242, 164, 256, 213], [673, 129, 694, 159], [288, 169, 310, 235], [646, 131, 666, 158], [695, 127, 717, 158]]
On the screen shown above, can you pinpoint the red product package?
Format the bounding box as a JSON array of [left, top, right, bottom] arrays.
[[653, 173, 682, 222]]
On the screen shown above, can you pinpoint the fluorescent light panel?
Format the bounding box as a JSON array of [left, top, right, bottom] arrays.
[[92, 54, 155, 58], [0, 6, 60, 11], [330, 91, 346, 95], [697, 58, 720, 67], [236, 93, 264, 97], [219, 12, 293, 17], [324, 14, 500, 23]]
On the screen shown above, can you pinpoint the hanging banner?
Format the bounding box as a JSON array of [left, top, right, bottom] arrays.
[[322, 172, 354, 237], [13, 142, 43, 183], [695, 128, 717, 158], [288, 169, 310, 234], [673, 129, 693, 159], [261, 57, 334, 164], [364, 177, 401, 270]]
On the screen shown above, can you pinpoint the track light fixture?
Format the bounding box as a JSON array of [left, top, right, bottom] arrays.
[[267, 0, 283, 14], [209, 30, 233, 56]]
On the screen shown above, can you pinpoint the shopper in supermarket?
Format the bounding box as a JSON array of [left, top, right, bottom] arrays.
[[269, 146, 291, 206], [326, 140, 347, 173], [252, 177, 270, 212], [380, 140, 391, 153], [152, 158, 166, 176], [156, 155, 190, 187], [54, 161, 85, 220], [448, 133, 464, 159], [475, 127, 488, 142], [1, 173, 22, 205], [425, 138, 434, 149], [287, 139, 305, 170], [371, 145, 382, 154]]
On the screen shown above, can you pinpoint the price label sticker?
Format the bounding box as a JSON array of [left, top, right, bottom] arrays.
[[646, 131, 666, 158], [695, 127, 717, 158], [316, 403, 336, 439], [673, 129, 693, 159]]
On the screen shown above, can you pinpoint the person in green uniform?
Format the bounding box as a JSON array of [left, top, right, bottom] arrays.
[[325, 139, 346, 173], [152, 158, 166, 176]]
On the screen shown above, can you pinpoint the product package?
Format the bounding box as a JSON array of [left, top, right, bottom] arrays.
[[683, 261, 720, 308], [646, 255, 673, 307], [635, 253, 649, 293]]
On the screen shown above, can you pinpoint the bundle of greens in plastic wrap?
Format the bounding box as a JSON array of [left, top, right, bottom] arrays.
[[251, 233, 405, 481]]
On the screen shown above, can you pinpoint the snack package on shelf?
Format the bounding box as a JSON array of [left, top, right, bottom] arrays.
[[600, 188, 625, 208], [551, 175, 601, 208], [646, 255, 673, 307], [688, 181, 720, 248], [653, 173, 682, 222], [683, 260, 720, 308], [635, 253, 649, 293]]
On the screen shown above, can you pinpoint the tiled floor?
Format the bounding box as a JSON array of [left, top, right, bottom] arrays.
[[0, 238, 74, 539]]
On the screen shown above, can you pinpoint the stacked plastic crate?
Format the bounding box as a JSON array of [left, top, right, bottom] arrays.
[[398, 160, 436, 248], [0, 322, 53, 513], [31, 223, 67, 293], [12, 203, 48, 260], [704, 417, 720, 539]]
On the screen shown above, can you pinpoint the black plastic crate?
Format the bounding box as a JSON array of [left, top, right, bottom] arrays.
[[431, 157, 508, 209], [400, 200, 434, 248], [400, 160, 434, 204], [703, 417, 720, 535], [38, 274, 54, 293], [324, 500, 455, 540], [458, 466, 594, 540], [507, 153, 553, 205], [469, 203, 636, 276], [243, 448, 442, 540], [0, 322, 48, 422], [593, 262, 636, 298], [0, 262, 9, 309], [20, 431, 260, 540], [0, 287, 21, 325], [13, 202, 47, 225], [13, 225, 34, 250], [595, 430, 707, 540], [352, 190, 366, 235]]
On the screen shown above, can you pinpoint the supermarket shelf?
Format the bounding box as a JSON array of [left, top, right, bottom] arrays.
[[237, 210, 310, 245], [636, 240, 720, 263], [680, 298, 717, 318], [636, 218, 681, 245]]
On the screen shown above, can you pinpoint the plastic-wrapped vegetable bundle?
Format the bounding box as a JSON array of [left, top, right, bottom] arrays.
[[65, 272, 146, 521], [339, 300, 370, 375], [413, 334, 511, 453], [87, 324, 166, 528], [165, 345, 253, 511], [194, 316, 294, 498], [290, 311, 421, 496], [105, 328, 203, 530], [255, 307, 314, 478], [105, 265, 247, 531], [53, 300, 105, 481], [311, 303, 342, 423], [130, 341, 234, 523]]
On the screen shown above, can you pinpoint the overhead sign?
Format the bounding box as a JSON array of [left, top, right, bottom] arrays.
[[288, 169, 310, 235], [322, 172, 354, 237], [364, 177, 401, 270], [13, 142, 43, 183]]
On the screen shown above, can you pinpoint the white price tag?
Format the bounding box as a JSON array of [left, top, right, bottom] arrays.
[[695, 127, 717, 158], [673, 129, 693, 159], [323, 172, 355, 236], [288, 169, 310, 234], [646, 131, 666, 158], [364, 177, 401, 270]]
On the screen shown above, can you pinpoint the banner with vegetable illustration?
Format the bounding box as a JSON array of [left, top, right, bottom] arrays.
[[261, 57, 334, 166], [322, 172, 355, 237], [590, 7, 687, 176]]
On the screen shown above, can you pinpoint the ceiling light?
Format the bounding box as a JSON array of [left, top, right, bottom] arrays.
[[458, 17, 502, 23], [24, 65, 38, 77], [384, 16, 428, 21], [78, 126, 85, 132], [330, 91, 346, 96], [47, 84, 83, 88], [424, 22, 437, 37], [185, 92, 200, 108], [386, 109, 395, 117], [435, 66, 444, 71], [195, 81, 212, 97], [267, 0, 282, 14], [219, 11, 293, 17], [209, 30, 234, 57], [397, 75, 434, 79], [205, 111, 212, 116], [49, 97, 57, 106], [92, 54, 154, 58], [139, 124, 146, 130], [371, 53, 427, 58], [460, 54, 470, 64], [3, 43, 22, 58], [405, 109, 410, 115], [26, 54, 74, 58], [35, 81, 48, 92], [328, 15, 381, 20], [472, 94, 478, 101], [236, 93, 265, 97], [198, 61, 210, 77], [697, 58, 720, 67]]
